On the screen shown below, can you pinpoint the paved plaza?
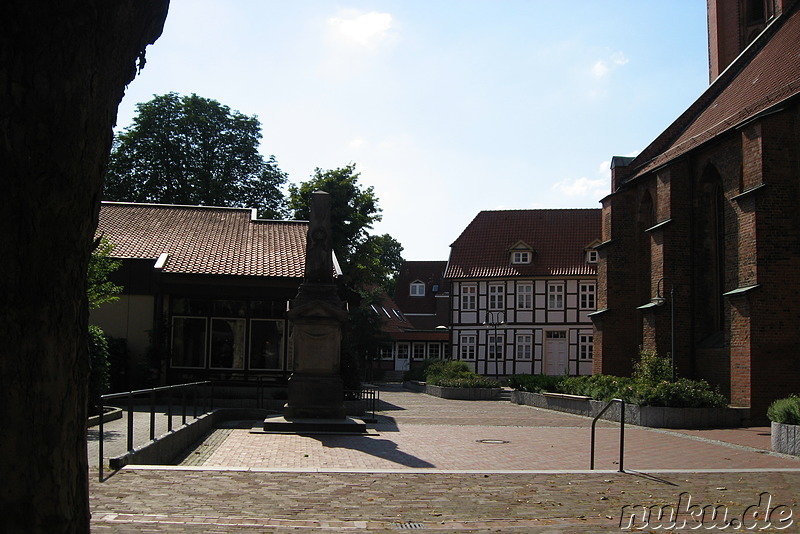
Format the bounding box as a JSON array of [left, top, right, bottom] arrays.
[[90, 384, 800, 532]]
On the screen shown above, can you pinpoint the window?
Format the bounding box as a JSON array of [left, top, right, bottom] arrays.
[[249, 319, 284, 370], [171, 317, 207, 368], [413, 342, 426, 360], [517, 283, 533, 310], [512, 251, 531, 264], [580, 283, 596, 310], [410, 281, 425, 297], [428, 343, 440, 359], [459, 335, 476, 360], [547, 283, 564, 310], [579, 334, 594, 361], [487, 334, 504, 360], [209, 318, 246, 369], [488, 283, 505, 310], [379, 345, 393, 360], [586, 250, 598, 263], [461, 284, 477, 310], [397, 343, 410, 360], [516, 334, 533, 360]]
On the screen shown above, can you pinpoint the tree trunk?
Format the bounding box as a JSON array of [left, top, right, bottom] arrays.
[[0, 2, 169, 532]]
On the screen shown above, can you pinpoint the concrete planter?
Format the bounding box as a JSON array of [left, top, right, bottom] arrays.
[[405, 381, 501, 400], [425, 384, 501, 400], [511, 391, 749, 428], [87, 406, 123, 428], [772, 421, 800, 456]]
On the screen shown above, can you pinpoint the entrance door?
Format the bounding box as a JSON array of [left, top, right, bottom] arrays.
[[544, 331, 567, 375], [395, 342, 410, 371]]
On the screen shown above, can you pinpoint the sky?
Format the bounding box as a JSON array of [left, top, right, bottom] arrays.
[[116, 1, 710, 261]]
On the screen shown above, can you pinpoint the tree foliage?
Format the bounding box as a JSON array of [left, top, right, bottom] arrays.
[[87, 238, 122, 310], [287, 164, 404, 290], [104, 92, 288, 218]]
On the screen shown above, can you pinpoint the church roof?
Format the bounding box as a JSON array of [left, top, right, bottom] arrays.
[[625, 2, 800, 181], [445, 209, 601, 279], [97, 202, 308, 278]]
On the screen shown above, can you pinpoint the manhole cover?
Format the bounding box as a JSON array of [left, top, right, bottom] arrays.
[[476, 439, 509, 444]]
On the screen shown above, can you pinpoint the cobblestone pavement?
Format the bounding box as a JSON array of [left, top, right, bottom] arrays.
[[90, 384, 800, 532]]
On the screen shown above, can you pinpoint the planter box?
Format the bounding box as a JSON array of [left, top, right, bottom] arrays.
[[405, 381, 501, 400], [87, 406, 123, 428], [511, 391, 749, 428], [772, 422, 800, 456]]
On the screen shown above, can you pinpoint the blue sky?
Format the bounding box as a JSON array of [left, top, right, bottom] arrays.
[[116, 1, 710, 260]]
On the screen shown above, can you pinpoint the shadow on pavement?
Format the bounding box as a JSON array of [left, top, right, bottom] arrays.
[[313, 434, 435, 468]]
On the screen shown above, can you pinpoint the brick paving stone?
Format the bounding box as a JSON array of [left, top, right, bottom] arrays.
[[89, 384, 800, 533]]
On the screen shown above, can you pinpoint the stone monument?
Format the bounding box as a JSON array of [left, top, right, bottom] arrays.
[[263, 191, 366, 433]]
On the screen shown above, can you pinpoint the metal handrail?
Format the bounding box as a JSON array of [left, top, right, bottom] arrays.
[[98, 381, 212, 481], [590, 398, 625, 472]]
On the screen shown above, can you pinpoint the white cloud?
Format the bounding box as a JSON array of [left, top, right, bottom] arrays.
[[611, 51, 629, 66], [551, 176, 608, 198], [591, 51, 628, 78], [327, 11, 393, 47], [348, 137, 367, 149], [592, 60, 609, 78]]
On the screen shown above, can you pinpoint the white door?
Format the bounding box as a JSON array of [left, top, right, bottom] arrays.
[[544, 331, 567, 375], [395, 343, 410, 371]]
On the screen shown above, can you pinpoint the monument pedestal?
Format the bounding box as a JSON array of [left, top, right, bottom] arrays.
[[284, 373, 346, 420], [262, 414, 367, 434]]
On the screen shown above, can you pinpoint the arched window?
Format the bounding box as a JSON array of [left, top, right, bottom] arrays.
[[698, 165, 726, 339]]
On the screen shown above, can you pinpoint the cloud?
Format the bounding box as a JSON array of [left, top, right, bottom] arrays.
[[591, 50, 628, 78], [551, 176, 608, 198], [348, 137, 367, 149], [592, 60, 609, 78], [327, 11, 393, 47], [611, 51, 629, 66]]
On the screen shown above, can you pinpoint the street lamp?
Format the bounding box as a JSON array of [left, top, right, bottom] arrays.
[[483, 311, 505, 379], [652, 278, 675, 380]]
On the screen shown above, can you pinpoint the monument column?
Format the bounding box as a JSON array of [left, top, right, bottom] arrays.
[[283, 191, 349, 420]]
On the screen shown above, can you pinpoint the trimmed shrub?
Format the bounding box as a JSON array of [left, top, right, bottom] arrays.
[[767, 395, 800, 425], [507, 374, 564, 393], [425, 360, 498, 389], [432, 376, 500, 389], [509, 369, 727, 408], [404, 358, 444, 382], [632, 350, 673, 384], [627, 378, 728, 408]]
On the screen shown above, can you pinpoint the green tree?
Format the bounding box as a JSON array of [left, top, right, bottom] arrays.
[[87, 238, 123, 310], [105, 92, 288, 219], [287, 164, 404, 290]]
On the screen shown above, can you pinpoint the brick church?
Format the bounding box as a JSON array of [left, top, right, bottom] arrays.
[[592, 0, 800, 421]]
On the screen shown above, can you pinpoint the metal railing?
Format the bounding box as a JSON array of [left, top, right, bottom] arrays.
[[98, 381, 212, 481], [590, 398, 625, 472], [346, 384, 379, 421]]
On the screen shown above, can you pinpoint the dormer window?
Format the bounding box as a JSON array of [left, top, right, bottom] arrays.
[[586, 250, 598, 264], [410, 280, 425, 296], [511, 251, 532, 264], [509, 240, 534, 265]]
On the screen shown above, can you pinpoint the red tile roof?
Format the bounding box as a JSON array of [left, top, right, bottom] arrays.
[[393, 260, 449, 315], [97, 202, 307, 278], [629, 3, 800, 179], [445, 209, 601, 279]]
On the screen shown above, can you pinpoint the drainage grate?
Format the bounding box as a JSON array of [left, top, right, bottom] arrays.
[[391, 521, 426, 530], [476, 439, 509, 444]]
